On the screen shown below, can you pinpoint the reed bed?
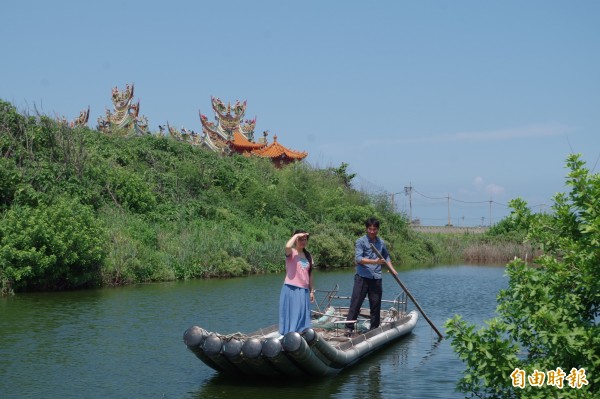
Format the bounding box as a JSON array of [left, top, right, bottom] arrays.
[[462, 241, 539, 264]]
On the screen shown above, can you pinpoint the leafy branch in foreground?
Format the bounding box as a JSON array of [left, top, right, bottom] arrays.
[[445, 154, 599, 399]]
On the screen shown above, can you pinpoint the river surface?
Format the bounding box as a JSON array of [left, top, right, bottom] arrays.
[[0, 264, 507, 399]]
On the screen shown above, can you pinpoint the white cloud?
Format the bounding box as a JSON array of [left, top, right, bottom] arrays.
[[485, 183, 505, 197], [468, 177, 505, 198]]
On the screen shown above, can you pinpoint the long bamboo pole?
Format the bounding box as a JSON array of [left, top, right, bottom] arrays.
[[370, 243, 444, 339]]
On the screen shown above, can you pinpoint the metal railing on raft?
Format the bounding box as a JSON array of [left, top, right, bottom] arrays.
[[313, 285, 408, 315]]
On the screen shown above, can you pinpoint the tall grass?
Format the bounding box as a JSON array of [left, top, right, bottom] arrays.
[[411, 232, 537, 265], [462, 241, 538, 263]]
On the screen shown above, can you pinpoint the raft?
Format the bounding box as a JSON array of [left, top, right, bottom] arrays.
[[183, 285, 419, 377]]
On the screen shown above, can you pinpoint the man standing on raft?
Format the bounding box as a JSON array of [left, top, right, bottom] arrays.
[[345, 217, 398, 336]]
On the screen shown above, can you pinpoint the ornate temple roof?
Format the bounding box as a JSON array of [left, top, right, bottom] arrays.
[[97, 83, 149, 136], [71, 106, 90, 127], [166, 123, 200, 145], [196, 97, 308, 166], [211, 97, 246, 129], [55, 106, 89, 128], [252, 135, 308, 166], [230, 130, 266, 151], [199, 102, 264, 154]]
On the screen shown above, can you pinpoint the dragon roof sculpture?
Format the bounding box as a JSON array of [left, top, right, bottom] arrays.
[[97, 83, 149, 136]]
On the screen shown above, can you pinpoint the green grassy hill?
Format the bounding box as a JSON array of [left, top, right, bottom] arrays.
[[0, 100, 467, 293]]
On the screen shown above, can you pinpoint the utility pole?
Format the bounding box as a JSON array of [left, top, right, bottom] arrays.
[[489, 198, 492, 227], [404, 183, 413, 224], [447, 193, 451, 226]]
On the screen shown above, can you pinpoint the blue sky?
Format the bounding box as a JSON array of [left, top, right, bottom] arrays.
[[2, 1, 599, 226]]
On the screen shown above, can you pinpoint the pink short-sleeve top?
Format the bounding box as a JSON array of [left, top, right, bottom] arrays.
[[284, 248, 311, 289]]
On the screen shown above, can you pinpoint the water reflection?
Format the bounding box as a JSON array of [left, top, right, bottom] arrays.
[[411, 336, 443, 370], [193, 371, 347, 399]]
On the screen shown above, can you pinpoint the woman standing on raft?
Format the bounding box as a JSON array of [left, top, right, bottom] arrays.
[[279, 230, 314, 335]]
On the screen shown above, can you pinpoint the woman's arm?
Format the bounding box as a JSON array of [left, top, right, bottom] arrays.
[[309, 266, 315, 302], [285, 234, 298, 256], [285, 233, 307, 256]]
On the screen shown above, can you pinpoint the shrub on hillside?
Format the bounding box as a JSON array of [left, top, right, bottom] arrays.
[[309, 225, 355, 268], [0, 196, 106, 291], [104, 166, 157, 213]]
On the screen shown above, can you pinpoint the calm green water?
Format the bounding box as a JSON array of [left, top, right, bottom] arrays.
[[0, 264, 507, 399]]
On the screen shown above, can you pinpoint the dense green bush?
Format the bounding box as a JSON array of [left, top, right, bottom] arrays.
[[486, 197, 536, 243], [0, 196, 106, 291], [309, 223, 355, 267], [0, 158, 18, 209], [104, 166, 157, 213]]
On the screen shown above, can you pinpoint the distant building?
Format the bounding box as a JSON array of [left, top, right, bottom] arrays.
[[251, 134, 308, 168], [198, 97, 307, 167], [94, 87, 308, 167]]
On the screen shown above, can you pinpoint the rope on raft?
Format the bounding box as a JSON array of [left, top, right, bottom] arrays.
[[214, 332, 266, 341]]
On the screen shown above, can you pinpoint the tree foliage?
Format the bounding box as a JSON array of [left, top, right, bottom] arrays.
[[486, 198, 534, 240], [329, 162, 356, 188], [445, 154, 599, 398]]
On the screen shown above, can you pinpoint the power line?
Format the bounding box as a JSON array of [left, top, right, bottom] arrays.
[[387, 185, 551, 227], [412, 188, 446, 201], [413, 187, 508, 206], [353, 175, 551, 226]]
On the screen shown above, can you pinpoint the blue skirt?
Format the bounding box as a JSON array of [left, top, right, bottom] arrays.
[[279, 284, 311, 335]]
